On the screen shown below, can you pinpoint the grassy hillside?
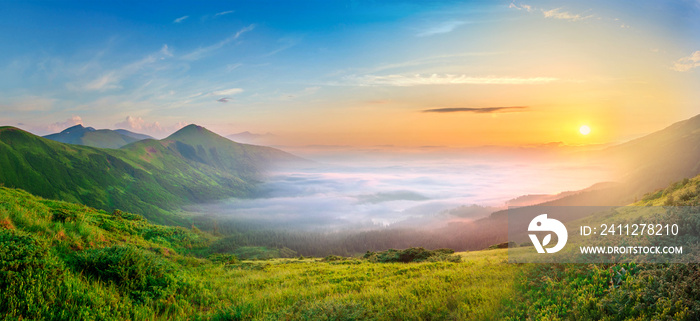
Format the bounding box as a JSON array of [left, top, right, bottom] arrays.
[[502, 175, 700, 320], [127, 124, 304, 179], [0, 126, 300, 224], [43, 124, 151, 149], [3, 173, 700, 319], [603, 113, 700, 196], [0, 186, 517, 320]]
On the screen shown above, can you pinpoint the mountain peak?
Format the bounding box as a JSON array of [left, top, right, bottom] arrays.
[[60, 124, 95, 134], [167, 124, 220, 140]]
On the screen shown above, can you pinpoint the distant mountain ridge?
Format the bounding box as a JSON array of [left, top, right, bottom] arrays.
[[0, 124, 306, 224], [602, 113, 700, 196], [43, 124, 154, 149], [226, 131, 276, 145]]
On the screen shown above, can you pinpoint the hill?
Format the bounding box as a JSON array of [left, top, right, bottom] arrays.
[[43, 124, 154, 149], [603, 113, 700, 196], [0, 125, 303, 224], [157, 124, 303, 176], [226, 131, 276, 145], [0, 186, 516, 320]]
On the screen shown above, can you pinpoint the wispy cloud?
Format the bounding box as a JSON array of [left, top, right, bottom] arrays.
[[47, 116, 83, 132], [672, 51, 700, 72], [160, 44, 173, 57], [214, 10, 234, 17], [80, 72, 120, 91], [217, 97, 232, 103], [211, 88, 244, 96], [263, 37, 300, 57], [361, 52, 505, 75], [340, 74, 559, 86], [423, 106, 528, 113], [509, 3, 533, 12], [115, 116, 186, 137], [180, 24, 255, 61], [542, 8, 593, 21], [173, 15, 189, 23], [67, 44, 172, 92], [226, 63, 242, 72], [416, 20, 466, 37]]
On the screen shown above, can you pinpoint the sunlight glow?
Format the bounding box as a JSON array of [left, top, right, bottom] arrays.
[[579, 125, 591, 136]]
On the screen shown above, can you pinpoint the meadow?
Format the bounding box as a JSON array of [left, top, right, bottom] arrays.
[[0, 186, 518, 320], [3, 172, 700, 320]]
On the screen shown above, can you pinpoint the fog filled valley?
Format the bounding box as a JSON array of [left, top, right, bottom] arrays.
[[188, 149, 616, 257]]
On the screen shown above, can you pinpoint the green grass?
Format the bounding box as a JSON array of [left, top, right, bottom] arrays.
[[4, 163, 700, 319], [190, 250, 515, 320], [500, 175, 700, 320], [0, 186, 518, 320]]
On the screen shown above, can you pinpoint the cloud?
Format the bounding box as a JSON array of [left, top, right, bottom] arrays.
[[211, 88, 244, 96], [181, 24, 255, 60], [47, 116, 83, 132], [226, 63, 242, 72], [217, 97, 231, 103], [263, 37, 300, 57], [173, 16, 189, 23], [81, 72, 121, 91], [509, 3, 533, 12], [115, 116, 186, 136], [214, 10, 234, 17], [672, 51, 700, 72], [422, 106, 528, 113], [160, 44, 173, 57], [416, 20, 466, 37], [340, 74, 559, 86], [67, 44, 172, 91], [542, 8, 592, 21]]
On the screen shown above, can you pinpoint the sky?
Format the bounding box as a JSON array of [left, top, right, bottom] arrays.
[[1, 0, 699, 147]]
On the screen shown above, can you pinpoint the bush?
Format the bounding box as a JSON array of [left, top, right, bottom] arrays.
[[0, 229, 66, 317], [322, 255, 347, 262], [71, 245, 179, 303], [364, 247, 461, 263]]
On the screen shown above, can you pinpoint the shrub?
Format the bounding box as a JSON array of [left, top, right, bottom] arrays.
[[0, 229, 66, 316], [364, 247, 461, 263], [71, 245, 178, 303], [322, 255, 347, 262]]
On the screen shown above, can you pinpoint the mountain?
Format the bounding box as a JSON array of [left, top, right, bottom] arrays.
[[0, 125, 304, 224], [475, 114, 700, 244], [43, 124, 154, 149], [125, 124, 304, 178], [504, 182, 621, 207], [114, 129, 153, 141], [603, 113, 700, 196], [502, 113, 700, 210], [226, 131, 276, 145]]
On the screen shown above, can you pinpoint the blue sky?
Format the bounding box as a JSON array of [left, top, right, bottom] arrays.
[[1, 0, 699, 146]]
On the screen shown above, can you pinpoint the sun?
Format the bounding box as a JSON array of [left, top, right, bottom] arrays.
[[579, 125, 591, 135]]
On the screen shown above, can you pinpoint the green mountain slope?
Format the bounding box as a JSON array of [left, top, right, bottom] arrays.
[[0, 186, 515, 320], [43, 124, 153, 149], [0, 125, 302, 224], [125, 124, 304, 179], [603, 113, 700, 195]]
